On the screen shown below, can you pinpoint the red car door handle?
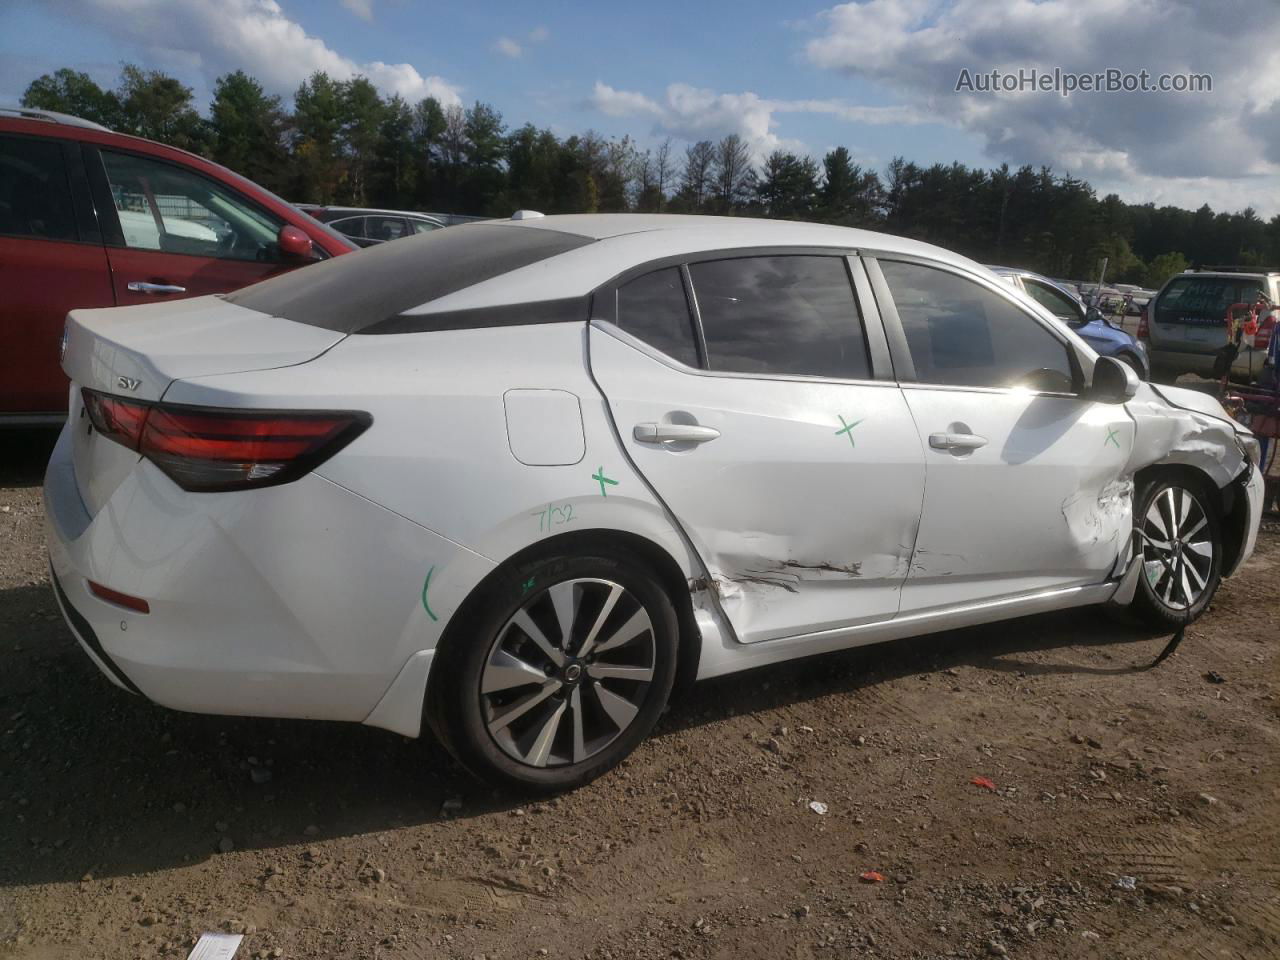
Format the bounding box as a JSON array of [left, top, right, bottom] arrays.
[[127, 281, 187, 295]]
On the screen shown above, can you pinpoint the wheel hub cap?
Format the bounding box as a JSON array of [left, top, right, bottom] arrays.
[[480, 577, 656, 768], [1140, 485, 1213, 611]]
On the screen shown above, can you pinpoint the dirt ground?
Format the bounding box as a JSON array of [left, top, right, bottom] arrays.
[[2, 428, 1278, 960]]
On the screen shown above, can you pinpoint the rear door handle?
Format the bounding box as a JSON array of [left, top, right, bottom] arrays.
[[633, 423, 721, 444], [127, 281, 187, 295], [929, 432, 988, 452]]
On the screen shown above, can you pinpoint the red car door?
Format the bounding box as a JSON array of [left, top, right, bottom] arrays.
[[0, 134, 115, 415], [95, 147, 303, 307]]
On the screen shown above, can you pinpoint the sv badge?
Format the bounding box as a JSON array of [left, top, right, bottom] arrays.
[[117, 376, 142, 392]]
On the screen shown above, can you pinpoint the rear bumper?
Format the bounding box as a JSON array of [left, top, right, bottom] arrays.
[[43, 422, 491, 728]]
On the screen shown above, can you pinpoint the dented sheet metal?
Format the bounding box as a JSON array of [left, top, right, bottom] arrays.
[[1124, 384, 1246, 487], [1061, 478, 1134, 555]]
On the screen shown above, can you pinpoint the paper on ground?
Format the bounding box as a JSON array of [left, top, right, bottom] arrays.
[[187, 932, 243, 960]]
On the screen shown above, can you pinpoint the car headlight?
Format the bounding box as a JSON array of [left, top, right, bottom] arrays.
[[1237, 433, 1261, 469]]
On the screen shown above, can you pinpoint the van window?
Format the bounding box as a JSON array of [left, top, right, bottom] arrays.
[[1155, 276, 1268, 327]]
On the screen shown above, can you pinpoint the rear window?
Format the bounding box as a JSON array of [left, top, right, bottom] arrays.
[[1156, 276, 1267, 326], [0, 134, 77, 241], [226, 224, 593, 333]]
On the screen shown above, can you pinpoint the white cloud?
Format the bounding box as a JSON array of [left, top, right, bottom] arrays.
[[806, 0, 1280, 213], [494, 37, 523, 58], [494, 26, 550, 59], [340, 0, 373, 22], [589, 81, 933, 159], [47, 0, 460, 106]]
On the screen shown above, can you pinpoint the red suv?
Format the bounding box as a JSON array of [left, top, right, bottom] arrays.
[[0, 107, 356, 422]]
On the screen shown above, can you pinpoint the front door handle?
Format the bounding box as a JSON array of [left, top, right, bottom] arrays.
[[127, 281, 187, 295], [633, 422, 721, 444], [929, 432, 988, 452]]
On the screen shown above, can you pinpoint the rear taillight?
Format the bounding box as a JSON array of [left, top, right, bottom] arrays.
[[1136, 304, 1150, 340], [83, 390, 149, 449], [82, 388, 369, 492]]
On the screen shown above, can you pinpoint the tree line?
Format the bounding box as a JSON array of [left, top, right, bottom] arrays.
[[23, 65, 1280, 288]]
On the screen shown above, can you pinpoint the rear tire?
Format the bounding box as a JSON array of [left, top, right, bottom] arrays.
[[1129, 472, 1222, 629], [427, 552, 678, 793]]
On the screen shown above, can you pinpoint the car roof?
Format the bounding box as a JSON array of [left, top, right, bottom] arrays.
[[228, 214, 998, 334], [314, 207, 445, 221], [1173, 270, 1278, 279], [398, 214, 989, 318], [0, 105, 111, 131]]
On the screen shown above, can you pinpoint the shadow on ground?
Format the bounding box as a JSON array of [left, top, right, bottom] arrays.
[[0, 572, 1171, 888], [0, 428, 58, 488]]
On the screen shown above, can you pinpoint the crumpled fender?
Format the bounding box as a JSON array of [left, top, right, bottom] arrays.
[[1123, 383, 1246, 488]]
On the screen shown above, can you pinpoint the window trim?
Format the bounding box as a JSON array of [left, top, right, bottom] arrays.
[[865, 253, 1087, 398], [590, 317, 904, 392], [88, 144, 291, 263], [593, 245, 895, 384]]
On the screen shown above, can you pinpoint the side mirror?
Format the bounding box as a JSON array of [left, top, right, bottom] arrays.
[[1089, 355, 1139, 404], [278, 224, 314, 260], [1083, 305, 1103, 325]]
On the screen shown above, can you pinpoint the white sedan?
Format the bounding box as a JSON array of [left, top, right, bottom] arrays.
[[45, 214, 1266, 791]]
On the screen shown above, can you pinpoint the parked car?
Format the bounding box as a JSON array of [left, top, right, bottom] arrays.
[[0, 106, 357, 422], [990, 266, 1150, 378], [298, 205, 448, 247], [47, 214, 1264, 792], [1141, 269, 1279, 381]]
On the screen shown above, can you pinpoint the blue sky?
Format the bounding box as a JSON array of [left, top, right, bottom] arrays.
[[4, 0, 1278, 216]]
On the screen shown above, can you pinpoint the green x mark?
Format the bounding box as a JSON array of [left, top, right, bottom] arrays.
[[592, 466, 618, 497], [835, 415, 864, 448], [1105, 427, 1121, 449]]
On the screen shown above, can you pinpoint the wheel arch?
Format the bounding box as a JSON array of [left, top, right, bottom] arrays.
[[1132, 461, 1252, 578], [424, 527, 703, 732]]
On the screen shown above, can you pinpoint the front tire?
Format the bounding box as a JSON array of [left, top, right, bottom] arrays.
[[428, 552, 678, 793], [1130, 473, 1222, 629]]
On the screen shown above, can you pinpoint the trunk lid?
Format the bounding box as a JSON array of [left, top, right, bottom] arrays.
[[62, 295, 344, 516]]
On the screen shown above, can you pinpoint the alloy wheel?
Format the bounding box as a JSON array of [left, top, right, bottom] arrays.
[[480, 578, 656, 768], [1139, 485, 1214, 611]]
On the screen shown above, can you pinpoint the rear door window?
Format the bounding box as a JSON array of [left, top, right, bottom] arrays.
[[366, 215, 409, 243], [688, 255, 871, 380], [330, 216, 368, 240], [616, 267, 700, 367], [1156, 276, 1267, 327], [880, 260, 1077, 393], [0, 135, 77, 241]]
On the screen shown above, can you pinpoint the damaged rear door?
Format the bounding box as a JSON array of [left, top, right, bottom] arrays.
[[868, 256, 1134, 615], [589, 253, 926, 644]]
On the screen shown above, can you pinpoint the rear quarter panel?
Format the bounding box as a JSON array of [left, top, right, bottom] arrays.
[[161, 321, 708, 674]]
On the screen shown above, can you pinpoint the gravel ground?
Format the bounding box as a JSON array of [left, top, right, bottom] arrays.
[[2, 429, 1278, 960]]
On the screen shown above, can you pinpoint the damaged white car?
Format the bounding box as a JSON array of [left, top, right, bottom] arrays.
[[45, 214, 1265, 791]]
